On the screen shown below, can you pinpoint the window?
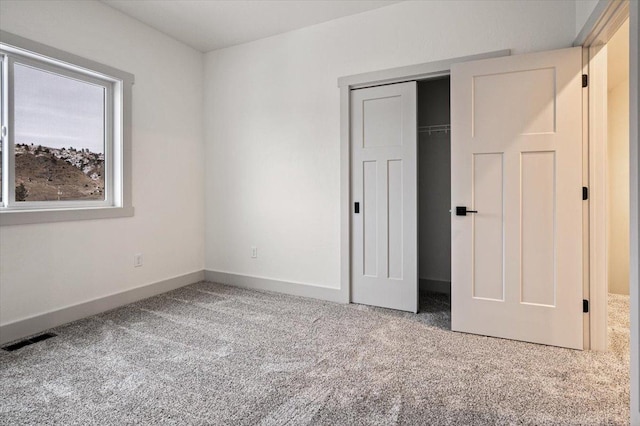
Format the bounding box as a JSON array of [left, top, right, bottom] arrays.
[[0, 31, 134, 225]]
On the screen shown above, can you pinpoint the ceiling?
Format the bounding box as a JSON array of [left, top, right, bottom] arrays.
[[101, 0, 401, 53]]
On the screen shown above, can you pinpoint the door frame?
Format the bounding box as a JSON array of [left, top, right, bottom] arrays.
[[578, 0, 630, 352], [578, 0, 639, 421], [337, 50, 510, 305]]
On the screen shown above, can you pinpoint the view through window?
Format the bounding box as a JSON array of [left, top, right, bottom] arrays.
[[13, 63, 106, 202]]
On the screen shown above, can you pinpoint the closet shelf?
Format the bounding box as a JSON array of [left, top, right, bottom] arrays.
[[418, 124, 450, 135]]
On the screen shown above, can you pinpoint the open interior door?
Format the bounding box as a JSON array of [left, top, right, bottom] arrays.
[[351, 81, 418, 313], [451, 47, 584, 349]]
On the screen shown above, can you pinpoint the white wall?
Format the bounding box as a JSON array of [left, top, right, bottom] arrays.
[[0, 1, 205, 326], [607, 20, 630, 295], [608, 80, 630, 295], [203, 1, 577, 291], [575, 0, 600, 37]]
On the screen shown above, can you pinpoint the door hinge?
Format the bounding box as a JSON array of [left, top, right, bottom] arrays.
[[583, 299, 589, 313], [582, 74, 588, 88], [582, 187, 588, 200]]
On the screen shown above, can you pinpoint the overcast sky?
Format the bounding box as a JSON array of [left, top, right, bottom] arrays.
[[14, 63, 105, 154]]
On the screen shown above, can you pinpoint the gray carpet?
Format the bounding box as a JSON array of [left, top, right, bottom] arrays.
[[0, 282, 630, 425]]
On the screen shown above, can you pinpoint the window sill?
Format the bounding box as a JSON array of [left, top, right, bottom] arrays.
[[0, 205, 134, 226]]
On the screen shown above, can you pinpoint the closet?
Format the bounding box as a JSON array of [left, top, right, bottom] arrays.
[[417, 77, 451, 299], [350, 47, 586, 348]]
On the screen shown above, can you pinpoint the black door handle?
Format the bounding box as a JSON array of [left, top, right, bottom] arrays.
[[456, 206, 478, 216], [354, 202, 360, 214]]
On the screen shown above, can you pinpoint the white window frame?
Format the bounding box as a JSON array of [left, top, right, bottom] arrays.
[[0, 31, 134, 225]]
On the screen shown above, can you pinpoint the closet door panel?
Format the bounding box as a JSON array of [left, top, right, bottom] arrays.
[[351, 82, 417, 313], [472, 152, 504, 301]]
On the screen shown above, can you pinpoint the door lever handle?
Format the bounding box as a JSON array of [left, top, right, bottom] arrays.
[[456, 206, 478, 216]]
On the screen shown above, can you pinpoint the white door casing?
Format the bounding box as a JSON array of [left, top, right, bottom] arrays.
[[351, 81, 418, 313], [451, 47, 584, 349]]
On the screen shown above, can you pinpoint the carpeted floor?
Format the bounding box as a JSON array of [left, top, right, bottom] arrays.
[[0, 282, 630, 425]]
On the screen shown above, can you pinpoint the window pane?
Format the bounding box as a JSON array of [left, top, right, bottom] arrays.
[[14, 63, 105, 202]]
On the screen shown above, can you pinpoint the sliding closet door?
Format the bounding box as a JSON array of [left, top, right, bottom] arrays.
[[351, 82, 418, 313]]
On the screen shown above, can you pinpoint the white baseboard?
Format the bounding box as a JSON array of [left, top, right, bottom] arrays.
[[0, 270, 204, 345], [1, 270, 343, 346], [204, 270, 345, 303]]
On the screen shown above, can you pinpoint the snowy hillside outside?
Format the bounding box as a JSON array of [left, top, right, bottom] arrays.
[[14, 143, 105, 202]]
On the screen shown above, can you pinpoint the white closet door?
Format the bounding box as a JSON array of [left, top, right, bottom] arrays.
[[351, 82, 418, 313], [451, 47, 584, 349]]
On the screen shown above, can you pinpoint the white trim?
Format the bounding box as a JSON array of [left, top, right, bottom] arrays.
[[339, 85, 351, 304], [338, 50, 511, 305], [204, 270, 344, 303], [0, 30, 134, 225], [574, 0, 615, 47], [0, 31, 134, 85], [0, 270, 204, 345], [575, 1, 630, 48], [338, 50, 510, 89], [581, 47, 591, 350], [581, 0, 631, 352], [587, 42, 610, 351], [628, 0, 639, 422], [580, 0, 637, 418], [2, 53, 115, 210], [0, 205, 134, 225], [1, 55, 7, 206]]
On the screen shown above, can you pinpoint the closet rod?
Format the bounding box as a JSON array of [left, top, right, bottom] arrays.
[[418, 124, 450, 135]]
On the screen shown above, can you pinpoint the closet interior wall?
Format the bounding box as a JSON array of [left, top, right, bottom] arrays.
[[418, 77, 452, 296]]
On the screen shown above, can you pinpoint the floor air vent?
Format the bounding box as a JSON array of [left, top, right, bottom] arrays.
[[2, 333, 57, 352]]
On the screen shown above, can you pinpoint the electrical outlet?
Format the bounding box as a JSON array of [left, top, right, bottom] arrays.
[[251, 246, 258, 258], [134, 253, 143, 267]]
